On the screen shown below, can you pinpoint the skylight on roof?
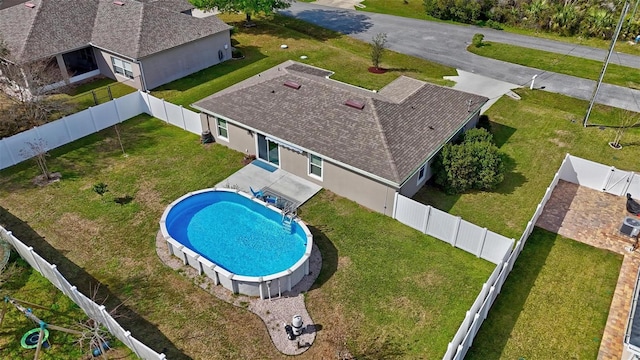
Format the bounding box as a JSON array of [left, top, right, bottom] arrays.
[[283, 80, 301, 89], [113, 1, 125, 6], [345, 99, 365, 110], [24, 2, 35, 8]]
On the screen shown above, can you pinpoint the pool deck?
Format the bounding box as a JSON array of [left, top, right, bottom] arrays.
[[536, 180, 640, 360], [216, 160, 322, 209], [156, 231, 322, 355]]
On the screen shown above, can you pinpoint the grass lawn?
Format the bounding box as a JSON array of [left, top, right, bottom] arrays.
[[415, 89, 640, 239], [468, 42, 640, 89], [0, 114, 493, 359], [466, 229, 622, 360], [413, 89, 639, 358], [151, 14, 455, 107], [0, 16, 470, 358]]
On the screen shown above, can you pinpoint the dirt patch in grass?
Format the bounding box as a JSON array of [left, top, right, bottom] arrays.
[[549, 138, 568, 147], [406, 271, 446, 288], [337, 256, 352, 270]]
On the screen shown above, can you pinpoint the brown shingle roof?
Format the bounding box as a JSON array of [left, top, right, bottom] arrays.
[[193, 61, 488, 185], [0, 0, 230, 62]]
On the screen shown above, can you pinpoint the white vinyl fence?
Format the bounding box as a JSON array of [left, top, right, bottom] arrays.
[[0, 226, 165, 359], [0, 91, 202, 171], [393, 194, 514, 264], [440, 154, 569, 360], [558, 154, 640, 198]]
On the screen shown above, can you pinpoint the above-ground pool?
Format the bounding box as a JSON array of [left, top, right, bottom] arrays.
[[160, 188, 313, 298]]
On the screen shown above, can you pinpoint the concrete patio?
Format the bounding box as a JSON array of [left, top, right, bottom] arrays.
[[215, 160, 322, 209], [536, 180, 640, 360]]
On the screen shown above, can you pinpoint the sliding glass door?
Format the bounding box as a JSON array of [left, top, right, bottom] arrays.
[[257, 134, 279, 166]]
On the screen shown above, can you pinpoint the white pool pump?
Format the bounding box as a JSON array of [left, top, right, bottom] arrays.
[[291, 315, 304, 336]]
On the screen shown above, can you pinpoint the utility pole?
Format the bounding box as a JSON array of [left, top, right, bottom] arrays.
[[584, 1, 631, 127], [629, 0, 640, 27]]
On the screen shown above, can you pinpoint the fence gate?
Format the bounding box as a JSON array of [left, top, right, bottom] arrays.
[[603, 168, 635, 196]]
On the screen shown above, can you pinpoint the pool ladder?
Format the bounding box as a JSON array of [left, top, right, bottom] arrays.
[[282, 212, 294, 233]]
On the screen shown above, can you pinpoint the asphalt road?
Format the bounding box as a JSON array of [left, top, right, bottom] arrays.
[[280, 3, 640, 113]]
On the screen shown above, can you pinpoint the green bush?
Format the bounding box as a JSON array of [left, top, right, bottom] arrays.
[[472, 33, 485, 48], [434, 128, 504, 194], [462, 127, 493, 143]]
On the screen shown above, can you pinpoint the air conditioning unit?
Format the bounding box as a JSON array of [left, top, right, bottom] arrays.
[[620, 216, 640, 237]]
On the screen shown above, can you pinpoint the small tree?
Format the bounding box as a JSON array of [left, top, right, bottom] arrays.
[[0, 35, 73, 138], [434, 128, 505, 194], [19, 138, 53, 182], [371, 33, 388, 70], [472, 33, 485, 47], [610, 110, 640, 149]]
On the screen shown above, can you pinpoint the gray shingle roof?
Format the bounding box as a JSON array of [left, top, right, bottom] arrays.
[[0, 0, 230, 62], [193, 61, 488, 185]]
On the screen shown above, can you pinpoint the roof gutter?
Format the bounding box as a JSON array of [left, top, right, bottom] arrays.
[[398, 102, 488, 189], [89, 43, 147, 91], [191, 105, 401, 189]]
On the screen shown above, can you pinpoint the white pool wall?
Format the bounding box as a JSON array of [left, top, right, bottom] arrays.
[[159, 188, 313, 299]]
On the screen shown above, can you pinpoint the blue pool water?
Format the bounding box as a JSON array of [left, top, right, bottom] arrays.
[[165, 191, 307, 277]]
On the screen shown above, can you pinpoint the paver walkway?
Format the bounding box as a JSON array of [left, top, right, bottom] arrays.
[[536, 180, 640, 360], [156, 231, 322, 355]]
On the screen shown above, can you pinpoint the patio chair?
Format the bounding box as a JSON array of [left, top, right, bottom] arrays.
[[250, 186, 264, 199]]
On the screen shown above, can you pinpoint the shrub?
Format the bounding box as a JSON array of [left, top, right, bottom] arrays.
[[472, 33, 485, 47], [434, 128, 505, 194], [93, 182, 109, 196], [486, 20, 503, 30], [462, 127, 493, 143], [371, 33, 388, 69]]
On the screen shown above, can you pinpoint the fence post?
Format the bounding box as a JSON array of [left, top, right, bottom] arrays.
[[392, 192, 398, 219], [144, 91, 152, 116], [476, 228, 488, 258], [451, 216, 462, 247], [62, 116, 72, 141], [180, 105, 187, 130], [88, 106, 98, 132], [423, 205, 432, 234], [161, 99, 169, 122]]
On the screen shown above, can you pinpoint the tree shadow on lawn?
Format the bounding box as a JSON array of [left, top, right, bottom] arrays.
[[493, 154, 527, 195], [277, 9, 374, 37], [488, 117, 516, 148], [465, 227, 556, 360], [0, 207, 191, 360], [305, 225, 338, 290]]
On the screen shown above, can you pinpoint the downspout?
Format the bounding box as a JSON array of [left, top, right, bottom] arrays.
[[136, 59, 148, 92]]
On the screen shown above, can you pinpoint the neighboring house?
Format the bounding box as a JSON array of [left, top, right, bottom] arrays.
[[193, 61, 488, 215], [0, 0, 231, 92]]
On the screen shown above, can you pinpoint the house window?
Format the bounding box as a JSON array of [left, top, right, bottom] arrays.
[[111, 57, 133, 79], [309, 154, 323, 179], [417, 165, 426, 185], [216, 118, 228, 140]]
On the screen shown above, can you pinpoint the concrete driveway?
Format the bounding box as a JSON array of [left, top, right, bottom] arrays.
[[280, 3, 640, 113]]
